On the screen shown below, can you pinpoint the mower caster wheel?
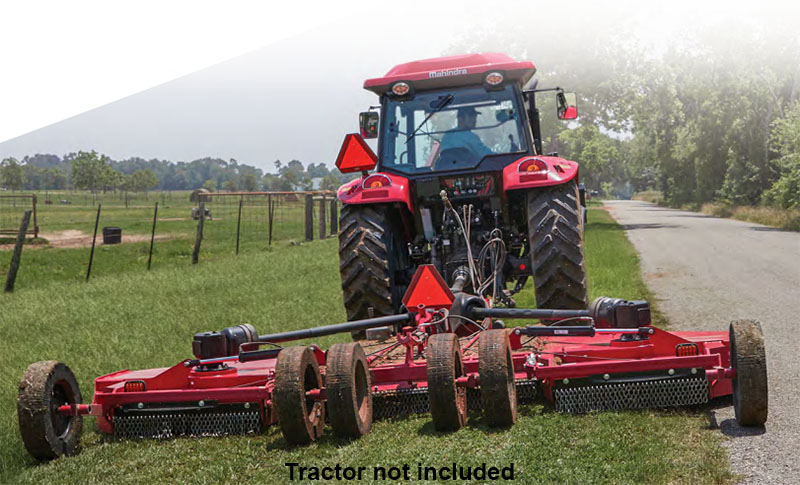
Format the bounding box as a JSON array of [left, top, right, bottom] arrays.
[[274, 346, 325, 445], [479, 330, 517, 427], [427, 333, 467, 432], [17, 361, 83, 460], [730, 320, 768, 426], [327, 343, 373, 438]]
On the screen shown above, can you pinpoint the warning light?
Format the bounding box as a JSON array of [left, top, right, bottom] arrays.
[[518, 158, 548, 173], [519, 263, 527, 271], [676, 343, 699, 357], [402, 265, 455, 310], [362, 174, 391, 189], [335, 134, 378, 173], [392, 82, 411, 96], [124, 380, 146, 392]]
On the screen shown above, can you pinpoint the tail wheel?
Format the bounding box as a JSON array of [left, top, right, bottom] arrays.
[[274, 346, 325, 444], [427, 333, 467, 432], [730, 320, 768, 426], [526, 181, 589, 309], [326, 343, 373, 438], [338, 204, 409, 340], [17, 361, 83, 460], [479, 329, 517, 427]]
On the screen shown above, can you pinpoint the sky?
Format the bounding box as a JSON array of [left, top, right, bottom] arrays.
[[1, 0, 798, 172]]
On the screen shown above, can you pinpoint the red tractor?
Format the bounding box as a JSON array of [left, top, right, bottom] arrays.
[[335, 53, 587, 337]]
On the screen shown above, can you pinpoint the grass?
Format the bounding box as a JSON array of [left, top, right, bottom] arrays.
[[0, 207, 731, 484], [632, 190, 800, 232]]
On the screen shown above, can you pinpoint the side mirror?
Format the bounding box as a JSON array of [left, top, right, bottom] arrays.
[[359, 111, 379, 139], [557, 92, 578, 120]]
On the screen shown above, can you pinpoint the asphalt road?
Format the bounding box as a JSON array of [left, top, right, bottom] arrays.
[[605, 200, 800, 484]]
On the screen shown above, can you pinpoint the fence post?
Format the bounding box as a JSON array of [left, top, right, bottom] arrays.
[[86, 204, 101, 282], [330, 198, 338, 235], [235, 198, 243, 255], [31, 194, 39, 238], [147, 202, 158, 270], [305, 194, 314, 241], [268, 195, 274, 247], [4, 210, 32, 293], [318, 194, 326, 239], [192, 202, 205, 264]]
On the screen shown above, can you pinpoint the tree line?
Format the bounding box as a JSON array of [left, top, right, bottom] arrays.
[[0, 152, 349, 194], [466, 21, 800, 209]]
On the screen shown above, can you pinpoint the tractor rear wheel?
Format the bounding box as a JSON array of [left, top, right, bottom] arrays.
[[526, 181, 588, 310], [338, 204, 408, 340], [326, 343, 373, 438], [730, 320, 768, 426], [273, 346, 325, 444], [479, 330, 517, 427], [17, 361, 83, 460], [427, 333, 467, 432]]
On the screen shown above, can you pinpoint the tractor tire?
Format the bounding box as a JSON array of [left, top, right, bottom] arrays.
[[326, 343, 373, 438], [273, 346, 325, 445], [427, 333, 467, 432], [730, 320, 768, 426], [479, 330, 517, 427], [338, 204, 407, 340], [526, 181, 589, 310], [17, 361, 83, 460]]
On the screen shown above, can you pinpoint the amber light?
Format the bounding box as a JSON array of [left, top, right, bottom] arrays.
[[362, 174, 391, 190], [518, 158, 548, 173], [485, 71, 504, 85], [392, 82, 410, 96], [676, 343, 699, 357], [124, 381, 146, 392]]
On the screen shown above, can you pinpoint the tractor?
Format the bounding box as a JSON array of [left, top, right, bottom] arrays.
[[335, 53, 587, 337]]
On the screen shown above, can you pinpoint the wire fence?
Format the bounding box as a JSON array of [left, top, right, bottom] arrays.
[[0, 190, 340, 290], [0, 194, 38, 238]]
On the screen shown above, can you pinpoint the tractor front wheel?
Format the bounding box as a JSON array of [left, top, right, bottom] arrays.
[[17, 361, 83, 460], [427, 333, 467, 431], [326, 343, 373, 438], [479, 330, 517, 427], [526, 181, 589, 310], [273, 346, 325, 444], [730, 320, 768, 426]]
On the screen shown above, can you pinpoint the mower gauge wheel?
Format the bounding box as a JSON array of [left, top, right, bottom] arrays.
[[17, 361, 83, 460], [479, 330, 517, 427], [326, 343, 373, 438], [274, 346, 325, 444], [730, 320, 768, 426], [427, 333, 467, 431]]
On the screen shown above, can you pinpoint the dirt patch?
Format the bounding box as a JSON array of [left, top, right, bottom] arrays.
[[0, 230, 173, 250]]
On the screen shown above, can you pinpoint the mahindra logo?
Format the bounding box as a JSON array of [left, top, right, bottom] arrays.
[[428, 68, 468, 78]]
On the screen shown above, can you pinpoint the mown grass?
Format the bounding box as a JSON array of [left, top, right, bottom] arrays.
[[0, 207, 731, 484]]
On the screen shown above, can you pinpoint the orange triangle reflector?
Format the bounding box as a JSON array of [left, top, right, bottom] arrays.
[[402, 265, 455, 310], [335, 133, 378, 173]]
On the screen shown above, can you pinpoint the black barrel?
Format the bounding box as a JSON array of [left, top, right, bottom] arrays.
[[103, 227, 122, 244]]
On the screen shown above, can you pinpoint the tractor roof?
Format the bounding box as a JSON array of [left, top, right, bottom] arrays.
[[364, 52, 536, 95]]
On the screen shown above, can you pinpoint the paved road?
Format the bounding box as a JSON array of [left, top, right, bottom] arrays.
[[605, 200, 800, 484]]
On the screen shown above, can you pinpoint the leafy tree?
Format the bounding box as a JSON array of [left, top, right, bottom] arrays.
[[70, 150, 112, 193], [128, 169, 159, 198], [202, 179, 218, 191], [241, 173, 259, 192], [1, 157, 26, 191], [222, 179, 238, 192]]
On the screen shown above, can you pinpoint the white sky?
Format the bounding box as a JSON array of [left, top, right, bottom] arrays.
[[1, 0, 798, 164], [0, 1, 348, 143]]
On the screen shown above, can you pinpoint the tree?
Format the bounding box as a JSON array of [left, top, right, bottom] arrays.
[[0, 158, 26, 191], [320, 173, 344, 191], [202, 179, 217, 191], [70, 150, 112, 193], [222, 179, 238, 192], [128, 169, 159, 198], [241, 173, 259, 192]]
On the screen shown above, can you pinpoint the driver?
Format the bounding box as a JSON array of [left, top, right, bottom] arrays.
[[440, 106, 492, 158]]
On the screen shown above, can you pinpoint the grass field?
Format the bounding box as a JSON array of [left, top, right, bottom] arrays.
[[0, 207, 731, 484]]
